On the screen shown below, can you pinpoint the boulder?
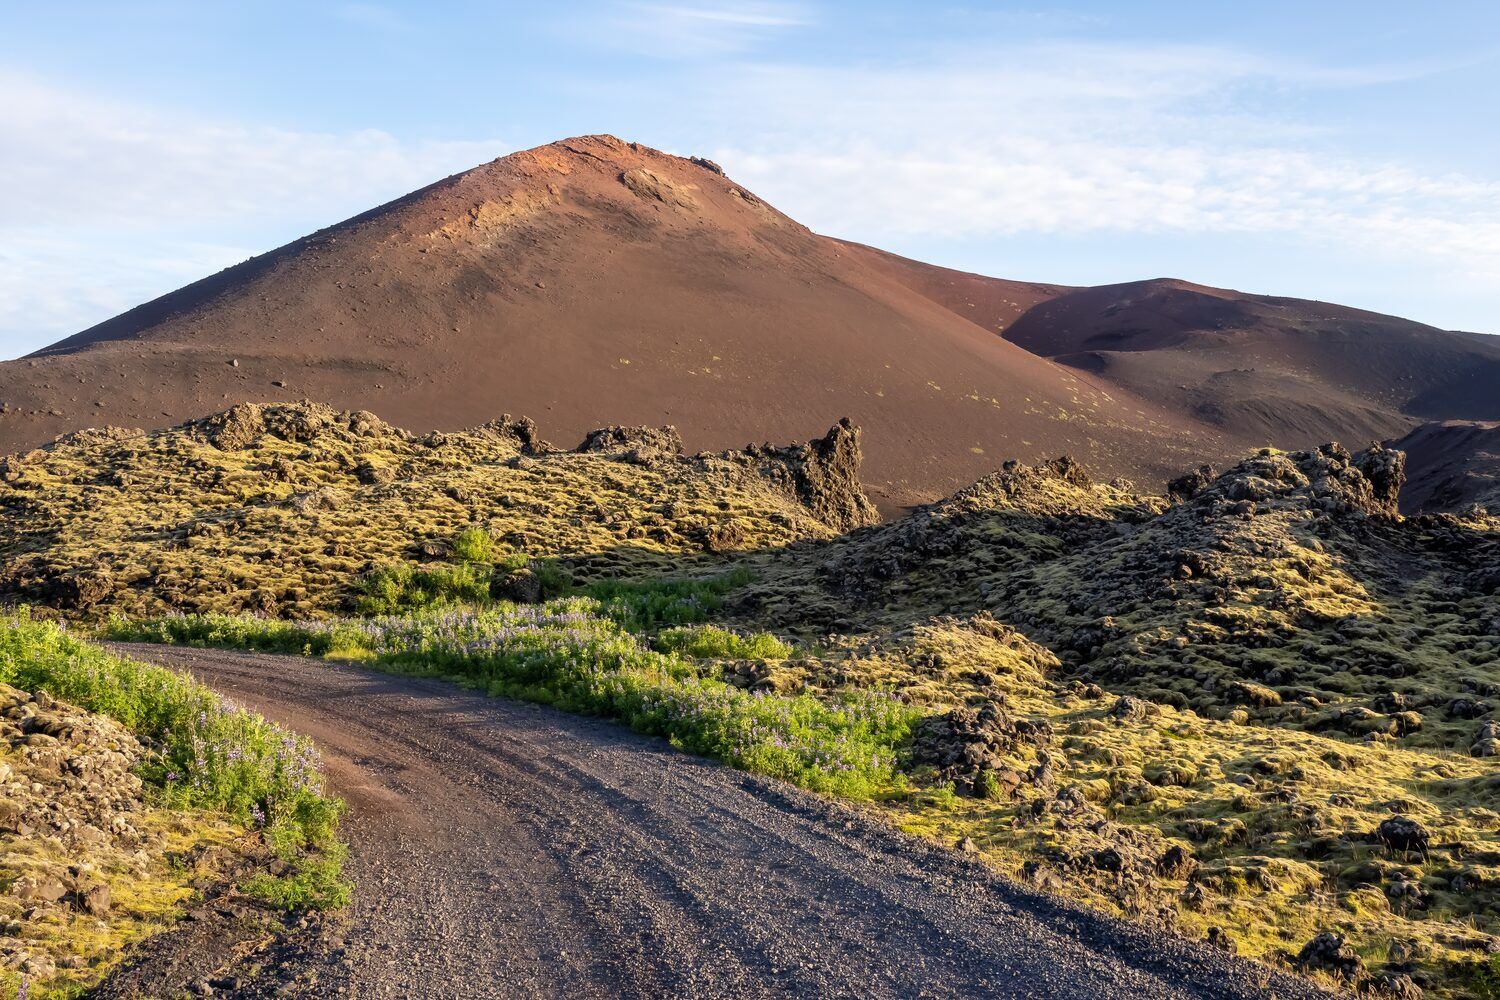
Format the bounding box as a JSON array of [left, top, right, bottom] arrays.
[[576, 424, 684, 460], [262, 403, 331, 443], [1472, 720, 1500, 758], [1109, 696, 1156, 724], [476, 414, 552, 456], [492, 568, 542, 604], [1369, 972, 1422, 999], [354, 460, 395, 486], [907, 701, 1044, 797], [1167, 465, 1216, 502], [1156, 844, 1199, 880], [1295, 930, 1364, 980], [198, 403, 265, 450], [1354, 445, 1406, 518], [1374, 816, 1431, 857], [726, 419, 880, 532], [1446, 697, 1491, 720], [78, 882, 111, 916], [39, 567, 117, 610], [13, 876, 67, 904]]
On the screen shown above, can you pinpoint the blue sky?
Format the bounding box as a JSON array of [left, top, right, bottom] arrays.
[[3, 1, 1498, 359]]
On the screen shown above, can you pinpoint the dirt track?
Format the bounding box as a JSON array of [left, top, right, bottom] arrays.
[[111, 643, 1329, 999]]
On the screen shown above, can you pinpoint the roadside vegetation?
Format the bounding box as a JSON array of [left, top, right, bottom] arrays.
[[0, 612, 346, 998], [107, 587, 914, 800]]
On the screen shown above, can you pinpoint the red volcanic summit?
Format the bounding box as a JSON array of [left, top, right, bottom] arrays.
[[4, 134, 1497, 509]]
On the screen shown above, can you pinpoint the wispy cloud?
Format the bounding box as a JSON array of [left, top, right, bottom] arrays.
[[586, 1, 809, 57], [5, 29, 1498, 354], [0, 71, 504, 356], [334, 3, 410, 32], [0, 71, 501, 230]]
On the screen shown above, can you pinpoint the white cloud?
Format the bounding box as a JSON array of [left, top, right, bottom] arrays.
[[0, 71, 505, 357], [587, 1, 809, 57], [698, 45, 1500, 293], [0, 231, 251, 355], [5, 35, 1498, 354]]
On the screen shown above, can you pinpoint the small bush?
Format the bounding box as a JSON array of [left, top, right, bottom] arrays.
[[243, 841, 351, 911], [655, 624, 792, 660], [351, 562, 491, 614], [585, 568, 754, 632], [451, 526, 495, 564], [1467, 955, 1500, 1000], [529, 558, 574, 599]]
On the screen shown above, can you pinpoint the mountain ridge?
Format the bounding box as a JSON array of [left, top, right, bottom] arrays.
[[4, 133, 1496, 513]]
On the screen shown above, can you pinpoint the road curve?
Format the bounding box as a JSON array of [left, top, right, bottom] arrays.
[[111, 643, 1328, 1000]]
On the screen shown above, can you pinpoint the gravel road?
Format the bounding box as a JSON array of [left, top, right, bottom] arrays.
[[111, 643, 1330, 1000]]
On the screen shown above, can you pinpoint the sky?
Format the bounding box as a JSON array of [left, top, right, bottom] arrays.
[[3, 1, 1499, 359]]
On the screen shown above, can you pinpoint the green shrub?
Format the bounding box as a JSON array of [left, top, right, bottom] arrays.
[[243, 841, 351, 911], [529, 558, 574, 599], [451, 526, 495, 564], [1467, 955, 1500, 1000], [351, 562, 491, 614], [655, 624, 792, 660], [585, 568, 754, 632]]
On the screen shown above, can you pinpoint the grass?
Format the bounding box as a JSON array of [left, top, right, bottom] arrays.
[[29, 418, 1500, 997], [108, 594, 915, 800], [349, 526, 577, 615], [107, 563, 1500, 996], [654, 624, 793, 661], [451, 526, 495, 564], [352, 562, 494, 614], [582, 567, 755, 631]]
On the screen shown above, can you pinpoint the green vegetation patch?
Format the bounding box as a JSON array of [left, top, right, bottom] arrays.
[[0, 403, 852, 620], [109, 599, 915, 800], [0, 612, 347, 997]]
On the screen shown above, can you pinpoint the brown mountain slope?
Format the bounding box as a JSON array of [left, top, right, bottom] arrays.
[[1390, 420, 1500, 513], [0, 135, 1216, 511], [1000, 278, 1500, 448], [830, 240, 1072, 336]]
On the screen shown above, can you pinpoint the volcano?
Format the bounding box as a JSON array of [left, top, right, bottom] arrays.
[[4, 134, 1496, 510]]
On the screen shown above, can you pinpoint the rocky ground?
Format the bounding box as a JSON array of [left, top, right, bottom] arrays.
[[723, 444, 1499, 997], [0, 402, 873, 619]]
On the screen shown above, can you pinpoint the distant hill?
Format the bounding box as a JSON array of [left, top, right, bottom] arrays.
[[1390, 419, 1500, 513], [1000, 278, 1500, 447], [4, 134, 1496, 511]]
